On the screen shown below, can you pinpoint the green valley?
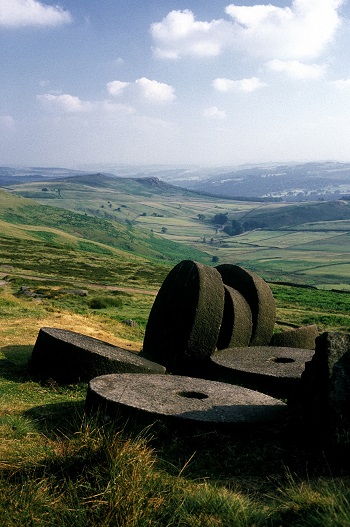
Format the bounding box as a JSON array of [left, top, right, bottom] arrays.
[[6, 173, 350, 290]]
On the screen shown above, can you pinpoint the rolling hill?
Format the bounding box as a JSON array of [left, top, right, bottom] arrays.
[[231, 199, 350, 229], [3, 172, 350, 290], [0, 188, 210, 283]]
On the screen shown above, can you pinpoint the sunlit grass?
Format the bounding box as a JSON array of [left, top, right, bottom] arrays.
[[0, 278, 349, 525]]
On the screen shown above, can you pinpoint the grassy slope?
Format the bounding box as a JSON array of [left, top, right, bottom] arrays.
[[1, 240, 350, 525], [240, 199, 350, 227], [8, 175, 350, 289], [0, 188, 210, 266]]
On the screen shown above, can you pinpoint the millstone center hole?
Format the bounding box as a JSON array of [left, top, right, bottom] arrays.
[[177, 391, 209, 400], [273, 357, 296, 364]]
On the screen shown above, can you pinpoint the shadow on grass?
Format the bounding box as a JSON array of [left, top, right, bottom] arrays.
[[23, 400, 86, 438], [12, 398, 350, 499], [0, 345, 33, 382]]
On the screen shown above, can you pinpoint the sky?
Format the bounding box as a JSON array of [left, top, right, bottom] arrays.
[[1, 0, 350, 168]]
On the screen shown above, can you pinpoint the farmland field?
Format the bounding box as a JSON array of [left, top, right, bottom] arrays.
[[6, 177, 350, 290]]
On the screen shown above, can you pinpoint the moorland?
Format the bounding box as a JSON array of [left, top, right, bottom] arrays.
[[0, 169, 350, 526]]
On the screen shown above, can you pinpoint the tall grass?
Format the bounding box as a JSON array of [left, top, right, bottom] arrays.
[[0, 418, 265, 527], [272, 473, 350, 527], [2, 415, 350, 526]]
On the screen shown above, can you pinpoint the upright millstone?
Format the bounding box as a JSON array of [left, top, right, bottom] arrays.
[[216, 285, 252, 349], [270, 324, 319, 350], [142, 260, 225, 371], [216, 264, 276, 346]]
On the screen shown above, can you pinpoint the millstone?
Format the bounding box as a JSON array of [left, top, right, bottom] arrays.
[[86, 373, 287, 428], [211, 346, 315, 398], [270, 324, 319, 350], [293, 331, 350, 434], [142, 260, 225, 371], [216, 264, 276, 346], [30, 327, 165, 383], [216, 285, 252, 349]]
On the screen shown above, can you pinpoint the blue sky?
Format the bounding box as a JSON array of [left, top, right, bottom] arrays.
[[1, 0, 350, 167]]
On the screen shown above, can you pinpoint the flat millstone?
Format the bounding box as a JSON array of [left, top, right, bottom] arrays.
[[216, 264, 276, 346], [211, 346, 315, 398], [30, 327, 165, 383], [142, 260, 225, 370], [86, 374, 287, 427]]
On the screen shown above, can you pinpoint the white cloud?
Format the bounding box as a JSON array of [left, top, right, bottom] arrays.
[[135, 77, 176, 103], [203, 106, 227, 120], [151, 9, 230, 59], [226, 4, 293, 28], [0, 0, 72, 28], [213, 77, 267, 93], [151, 1, 344, 60], [37, 93, 92, 112], [107, 81, 130, 97], [0, 115, 15, 129], [107, 77, 176, 103], [332, 79, 350, 90], [266, 59, 326, 79], [225, 0, 343, 60]]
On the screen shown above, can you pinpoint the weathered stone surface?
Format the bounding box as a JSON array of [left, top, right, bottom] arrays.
[[216, 264, 276, 346], [216, 285, 252, 349], [30, 327, 165, 383], [293, 331, 350, 432], [270, 325, 319, 350], [86, 373, 287, 429], [142, 260, 225, 371], [211, 346, 315, 399]]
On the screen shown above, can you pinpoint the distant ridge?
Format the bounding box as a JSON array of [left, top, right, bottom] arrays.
[[59, 172, 120, 186], [239, 199, 350, 229]]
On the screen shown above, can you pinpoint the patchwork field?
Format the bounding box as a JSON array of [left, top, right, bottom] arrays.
[[8, 175, 350, 290]]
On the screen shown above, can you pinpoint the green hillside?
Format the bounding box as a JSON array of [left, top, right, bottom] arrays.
[[235, 199, 350, 228], [0, 188, 210, 267], [6, 176, 350, 289]]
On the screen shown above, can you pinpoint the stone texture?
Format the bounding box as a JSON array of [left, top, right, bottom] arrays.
[[211, 346, 315, 399], [270, 324, 319, 350], [216, 285, 252, 349], [216, 264, 276, 346], [293, 331, 350, 432], [30, 327, 165, 383], [142, 260, 225, 371], [85, 373, 287, 429]]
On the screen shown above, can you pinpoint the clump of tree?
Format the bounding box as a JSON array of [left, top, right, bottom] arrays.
[[223, 218, 265, 236], [212, 213, 228, 225], [210, 212, 265, 236], [223, 220, 243, 236]]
